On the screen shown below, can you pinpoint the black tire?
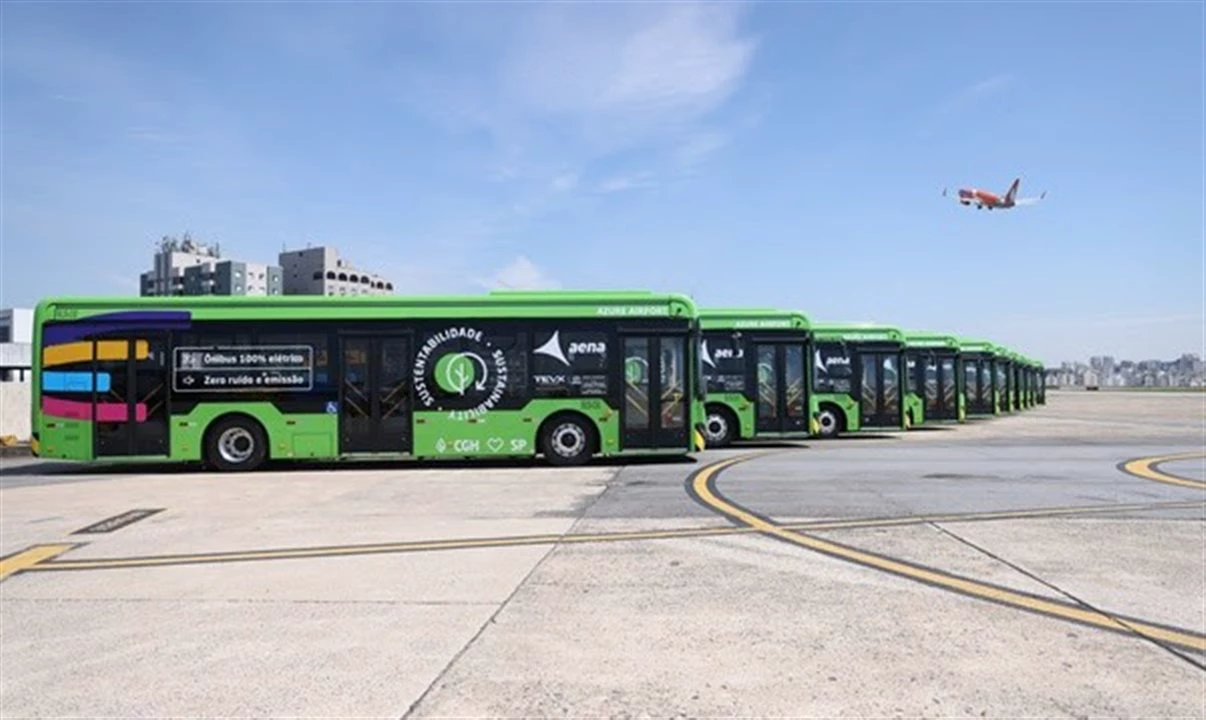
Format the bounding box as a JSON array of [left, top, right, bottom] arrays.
[[816, 405, 843, 439], [204, 415, 268, 472], [540, 414, 595, 466], [703, 406, 736, 448]]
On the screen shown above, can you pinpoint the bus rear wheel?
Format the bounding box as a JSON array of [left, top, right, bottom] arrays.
[[540, 414, 595, 466], [205, 415, 268, 472]]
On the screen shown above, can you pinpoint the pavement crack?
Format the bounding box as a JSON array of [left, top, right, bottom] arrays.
[[929, 521, 1206, 672], [399, 466, 621, 719]]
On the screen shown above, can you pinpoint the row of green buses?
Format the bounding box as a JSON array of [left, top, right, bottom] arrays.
[[698, 312, 1045, 447], [28, 292, 1043, 471]]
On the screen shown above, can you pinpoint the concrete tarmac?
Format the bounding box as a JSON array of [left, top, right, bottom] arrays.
[[1, 390, 1203, 717]]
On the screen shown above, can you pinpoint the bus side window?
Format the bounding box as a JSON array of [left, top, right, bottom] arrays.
[[492, 332, 529, 404], [257, 332, 332, 392]]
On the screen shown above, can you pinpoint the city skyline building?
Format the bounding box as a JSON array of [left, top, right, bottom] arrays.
[[278, 245, 394, 296], [139, 234, 283, 297]]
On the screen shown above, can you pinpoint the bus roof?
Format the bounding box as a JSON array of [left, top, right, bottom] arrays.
[[34, 290, 700, 324], [813, 322, 905, 344], [699, 308, 811, 331], [959, 338, 999, 354], [903, 331, 961, 350]]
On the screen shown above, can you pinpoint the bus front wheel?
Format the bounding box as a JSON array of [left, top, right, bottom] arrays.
[[816, 405, 843, 439], [703, 405, 736, 448], [205, 415, 268, 472], [540, 414, 596, 466]]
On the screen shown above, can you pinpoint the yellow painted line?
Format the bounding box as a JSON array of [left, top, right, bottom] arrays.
[[11, 451, 1204, 584], [34, 526, 751, 571], [19, 499, 1203, 575], [0, 544, 78, 581], [1120, 452, 1206, 490], [690, 454, 1206, 654]]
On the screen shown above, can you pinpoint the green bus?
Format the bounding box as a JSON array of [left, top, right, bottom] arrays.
[[960, 338, 1002, 416], [1019, 355, 1044, 408], [1034, 358, 1047, 406], [30, 291, 707, 472], [1014, 352, 1032, 409], [812, 323, 908, 438], [1000, 347, 1021, 413], [698, 308, 816, 447], [903, 332, 966, 425]]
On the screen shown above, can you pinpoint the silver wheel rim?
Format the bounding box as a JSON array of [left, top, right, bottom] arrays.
[[551, 423, 587, 458], [218, 427, 256, 465], [705, 413, 728, 443], [819, 411, 837, 434]]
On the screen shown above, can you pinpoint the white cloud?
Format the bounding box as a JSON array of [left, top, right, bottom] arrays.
[[964, 74, 1014, 97], [501, 3, 755, 146], [476, 256, 562, 291], [596, 172, 658, 194], [929, 73, 1016, 121], [397, 2, 757, 181], [550, 173, 580, 193], [673, 130, 730, 169]]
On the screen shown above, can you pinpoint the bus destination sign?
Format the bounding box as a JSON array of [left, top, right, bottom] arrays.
[[173, 345, 314, 393]]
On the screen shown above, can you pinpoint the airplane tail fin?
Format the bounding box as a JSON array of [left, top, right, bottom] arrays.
[[1004, 178, 1020, 205]]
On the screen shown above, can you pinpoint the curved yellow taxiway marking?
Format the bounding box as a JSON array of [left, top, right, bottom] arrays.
[[689, 453, 1206, 654], [1119, 452, 1206, 490]]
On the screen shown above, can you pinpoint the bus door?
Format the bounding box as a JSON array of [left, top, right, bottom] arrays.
[[1002, 362, 1014, 411], [753, 341, 810, 435], [1010, 363, 1018, 409], [926, 352, 959, 420], [856, 350, 903, 428], [339, 335, 412, 454], [923, 353, 939, 418], [621, 333, 689, 450], [95, 334, 170, 458], [964, 358, 979, 414], [979, 359, 994, 413]]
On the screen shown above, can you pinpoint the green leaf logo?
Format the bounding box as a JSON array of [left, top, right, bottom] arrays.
[[435, 352, 478, 395], [625, 357, 645, 384]]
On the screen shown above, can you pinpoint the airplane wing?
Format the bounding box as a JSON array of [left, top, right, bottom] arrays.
[[1013, 191, 1048, 206]]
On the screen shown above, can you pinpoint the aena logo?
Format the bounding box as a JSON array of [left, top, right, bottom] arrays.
[[701, 340, 740, 370], [570, 340, 606, 354], [534, 330, 606, 367]]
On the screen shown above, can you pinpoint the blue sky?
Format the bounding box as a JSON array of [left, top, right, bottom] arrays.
[[2, 1, 1202, 363]]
